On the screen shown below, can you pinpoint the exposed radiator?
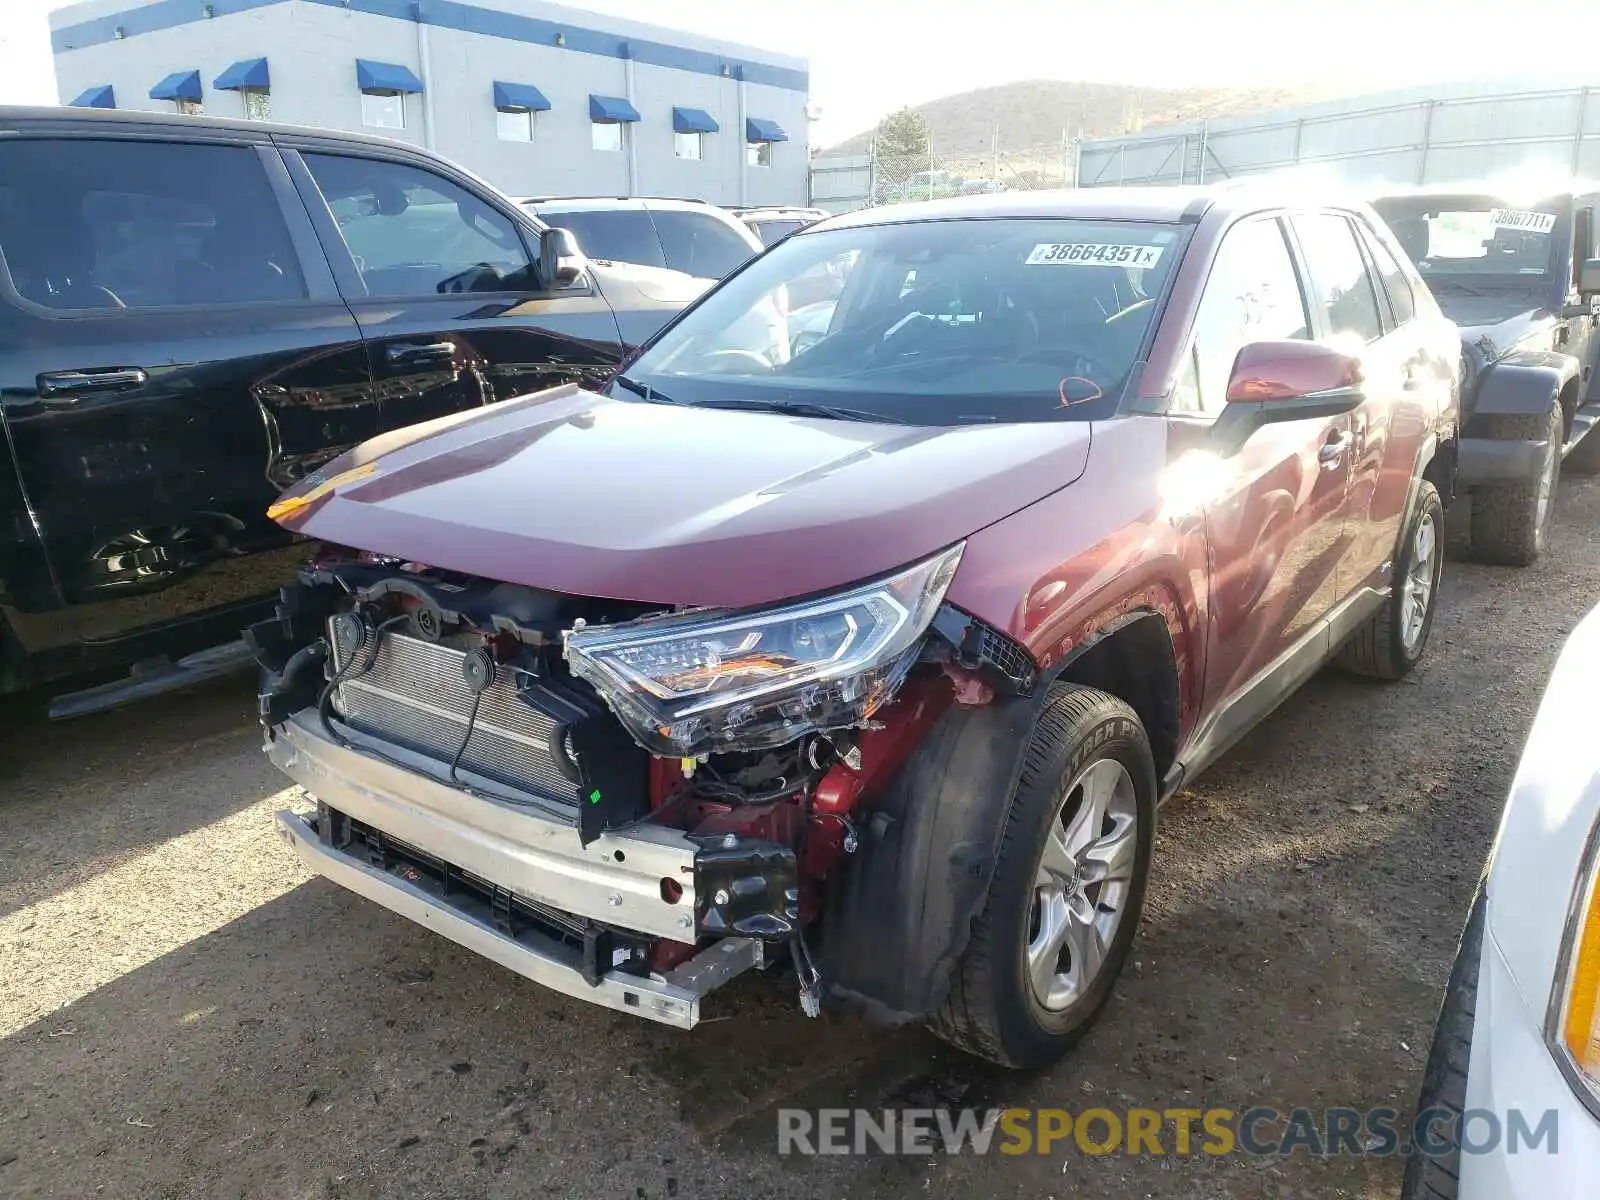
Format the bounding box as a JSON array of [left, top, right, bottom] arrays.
[[329, 623, 581, 810]]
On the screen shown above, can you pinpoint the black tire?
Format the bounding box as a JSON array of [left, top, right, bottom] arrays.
[[1337, 480, 1444, 680], [929, 684, 1156, 1069], [1565, 421, 1600, 475], [1399, 885, 1484, 1200], [1468, 405, 1561, 566]]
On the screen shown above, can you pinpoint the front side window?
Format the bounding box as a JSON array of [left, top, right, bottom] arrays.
[[1176, 217, 1309, 414], [305, 154, 534, 296], [361, 91, 405, 130], [674, 131, 703, 161], [651, 211, 756, 280], [747, 140, 773, 168], [497, 108, 535, 142], [616, 217, 1184, 426], [592, 121, 624, 153], [1371, 194, 1564, 283], [1292, 213, 1385, 344], [0, 138, 305, 309], [241, 89, 271, 121], [533, 208, 664, 270]]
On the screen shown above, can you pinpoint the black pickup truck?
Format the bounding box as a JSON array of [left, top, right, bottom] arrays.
[[1372, 187, 1600, 565], [0, 106, 705, 717]]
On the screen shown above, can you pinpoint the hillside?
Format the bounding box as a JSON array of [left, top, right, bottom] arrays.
[[824, 79, 1345, 168]]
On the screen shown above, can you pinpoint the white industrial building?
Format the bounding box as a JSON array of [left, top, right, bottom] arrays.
[[48, 0, 811, 206]]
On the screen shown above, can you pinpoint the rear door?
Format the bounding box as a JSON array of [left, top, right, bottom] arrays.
[[1289, 211, 1416, 598], [283, 145, 624, 435], [0, 125, 369, 654]]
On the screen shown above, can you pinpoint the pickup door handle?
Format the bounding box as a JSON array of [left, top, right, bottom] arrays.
[[36, 367, 148, 402], [384, 341, 457, 368], [1318, 430, 1353, 467]]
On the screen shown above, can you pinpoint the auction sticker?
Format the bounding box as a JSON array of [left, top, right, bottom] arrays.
[[1489, 208, 1557, 234], [1026, 242, 1164, 268]]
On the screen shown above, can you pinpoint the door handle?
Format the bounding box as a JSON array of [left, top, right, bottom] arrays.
[[384, 341, 457, 368], [36, 367, 148, 401], [1318, 431, 1353, 467]]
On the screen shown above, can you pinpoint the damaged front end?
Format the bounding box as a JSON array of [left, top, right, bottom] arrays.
[[250, 542, 1033, 1026]]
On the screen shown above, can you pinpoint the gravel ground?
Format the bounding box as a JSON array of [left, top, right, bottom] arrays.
[[3, 474, 1598, 1200]]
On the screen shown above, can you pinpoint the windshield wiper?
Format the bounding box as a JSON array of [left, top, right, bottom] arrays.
[[611, 374, 683, 406], [694, 397, 910, 424]]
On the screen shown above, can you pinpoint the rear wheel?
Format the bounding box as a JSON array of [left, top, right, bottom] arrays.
[[930, 684, 1156, 1069], [1469, 405, 1560, 566], [1338, 480, 1444, 680]]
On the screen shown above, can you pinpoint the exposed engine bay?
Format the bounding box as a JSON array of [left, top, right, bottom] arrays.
[[249, 546, 1033, 1023]]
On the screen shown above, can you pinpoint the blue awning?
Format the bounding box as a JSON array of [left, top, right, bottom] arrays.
[[589, 94, 640, 123], [68, 84, 115, 109], [214, 58, 270, 91], [149, 70, 202, 102], [493, 81, 550, 112], [745, 117, 789, 143], [356, 59, 424, 95], [672, 106, 718, 134]]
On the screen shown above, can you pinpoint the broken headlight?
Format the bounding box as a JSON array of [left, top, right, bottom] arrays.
[[564, 545, 964, 757]]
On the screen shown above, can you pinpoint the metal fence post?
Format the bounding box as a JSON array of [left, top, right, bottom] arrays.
[[1416, 100, 1435, 184], [1575, 87, 1590, 173]]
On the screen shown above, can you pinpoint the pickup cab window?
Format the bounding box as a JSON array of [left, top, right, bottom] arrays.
[[305, 154, 535, 296], [0, 138, 305, 310]]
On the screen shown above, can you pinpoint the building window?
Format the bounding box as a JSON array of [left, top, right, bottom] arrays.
[[746, 140, 773, 168], [674, 131, 704, 161], [241, 89, 271, 121], [362, 92, 405, 130], [497, 107, 536, 142], [176, 98, 204, 116], [592, 121, 624, 153]]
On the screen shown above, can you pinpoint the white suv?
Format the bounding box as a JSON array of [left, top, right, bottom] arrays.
[[1407, 602, 1600, 1197]]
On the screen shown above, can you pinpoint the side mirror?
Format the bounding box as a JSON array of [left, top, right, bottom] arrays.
[[538, 226, 585, 288], [1579, 258, 1600, 295], [1211, 340, 1364, 456]]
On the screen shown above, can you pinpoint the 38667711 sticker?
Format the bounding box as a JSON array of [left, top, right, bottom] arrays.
[[1488, 208, 1557, 235], [1026, 242, 1164, 268]]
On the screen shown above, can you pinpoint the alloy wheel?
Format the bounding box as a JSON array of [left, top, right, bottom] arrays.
[[1025, 758, 1139, 1012], [1399, 509, 1438, 654]]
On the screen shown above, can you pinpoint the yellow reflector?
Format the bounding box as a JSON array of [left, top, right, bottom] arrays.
[[1563, 875, 1600, 1073], [265, 462, 378, 522]]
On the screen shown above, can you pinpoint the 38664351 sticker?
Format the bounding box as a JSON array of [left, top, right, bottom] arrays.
[[1025, 242, 1164, 268]]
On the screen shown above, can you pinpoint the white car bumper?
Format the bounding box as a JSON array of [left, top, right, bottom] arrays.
[[1460, 928, 1600, 1198]]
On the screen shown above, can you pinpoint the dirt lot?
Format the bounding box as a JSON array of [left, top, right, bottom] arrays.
[[3, 475, 1598, 1200]]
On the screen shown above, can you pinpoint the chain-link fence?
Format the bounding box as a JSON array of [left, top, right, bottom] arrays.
[[809, 134, 1083, 214]]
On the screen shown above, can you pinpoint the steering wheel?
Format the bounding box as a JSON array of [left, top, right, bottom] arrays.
[[436, 262, 498, 294]]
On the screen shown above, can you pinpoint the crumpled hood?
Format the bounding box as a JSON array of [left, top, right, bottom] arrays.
[[1436, 293, 1556, 365], [271, 387, 1094, 609]]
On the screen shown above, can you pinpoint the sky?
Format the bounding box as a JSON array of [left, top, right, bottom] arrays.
[[4, 0, 1597, 146]]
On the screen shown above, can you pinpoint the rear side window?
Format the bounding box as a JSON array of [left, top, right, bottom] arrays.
[[753, 219, 805, 247], [1358, 224, 1417, 327], [0, 138, 305, 310], [305, 154, 535, 296], [651, 211, 756, 279], [1292, 213, 1386, 343], [535, 208, 665, 270]]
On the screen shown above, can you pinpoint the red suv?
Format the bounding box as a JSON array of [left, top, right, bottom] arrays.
[[253, 185, 1459, 1068]]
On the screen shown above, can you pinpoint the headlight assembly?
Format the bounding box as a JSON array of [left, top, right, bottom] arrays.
[[1551, 825, 1600, 1110], [564, 544, 964, 757]]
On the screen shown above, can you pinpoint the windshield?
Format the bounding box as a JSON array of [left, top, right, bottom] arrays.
[[615, 217, 1185, 425], [1372, 195, 1566, 283]]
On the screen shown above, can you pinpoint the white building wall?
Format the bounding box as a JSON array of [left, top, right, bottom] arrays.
[[49, 0, 809, 205]]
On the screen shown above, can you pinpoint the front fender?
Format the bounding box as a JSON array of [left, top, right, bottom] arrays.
[[818, 685, 1052, 1022], [1471, 358, 1574, 419]]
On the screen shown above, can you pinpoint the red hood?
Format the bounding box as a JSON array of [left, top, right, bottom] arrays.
[[273, 387, 1093, 609]]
